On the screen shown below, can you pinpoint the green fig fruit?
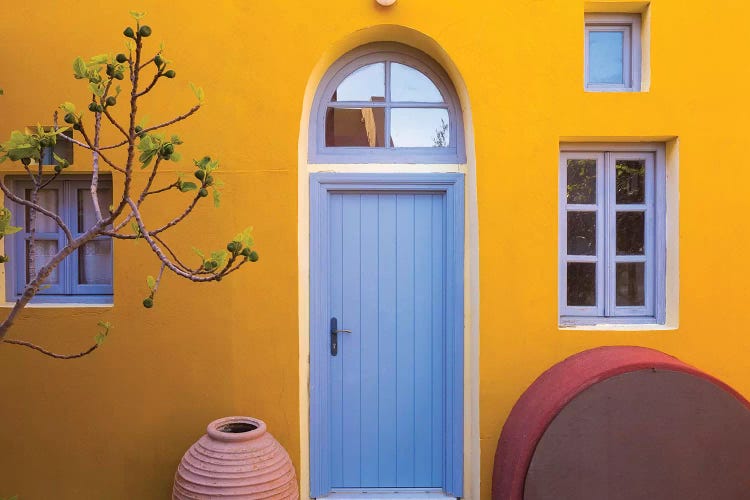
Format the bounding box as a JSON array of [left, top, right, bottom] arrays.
[[64, 113, 76, 124], [116, 53, 128, 63], [88, 102, 98, 112], [54, 165, 62, 173], [21, 158, 31, 166], [142, 297, 154, 308], [241, 247, 252, 257], [248, 251, 259, 262], [124, 27, 135, 39], [154, 55, 163, 67], [114, 72, 124, 80], [164, 70, 176, 79], [163, 143, 174, 154], [139, 26, 152, 37], [194, 170, 205, 180], [106, 96, 117, 107], [199, 188, 208, 197], [204, 175, 213, 186]]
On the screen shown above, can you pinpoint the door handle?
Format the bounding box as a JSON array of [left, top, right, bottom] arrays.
[[330, 317, 352, 356]]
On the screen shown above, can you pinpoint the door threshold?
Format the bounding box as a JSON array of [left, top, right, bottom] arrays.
[[319, 490, 457, 500]]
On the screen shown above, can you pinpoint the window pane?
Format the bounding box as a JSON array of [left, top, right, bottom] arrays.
[[567, 159, 597, 204], [567, 262, 596, 306], [390, 108, 450, 148], [25, 239, 58, 285], [390, 63, 444, 102], [25, 189, 58, 233], [616, 212, 645, 255], [588, 31, 624, 84], [78, 188, 113, 233], [567, 212, 596, 255], [325, 107, 385, 147], [616, 159, 645, 204], [616, 262, 645, 306], [332, 63, 385, 102], [78, 240, 112, 285]]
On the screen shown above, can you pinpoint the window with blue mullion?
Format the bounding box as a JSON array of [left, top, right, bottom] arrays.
[[560, 149, 663, 324], [7, 178, 113, 303]]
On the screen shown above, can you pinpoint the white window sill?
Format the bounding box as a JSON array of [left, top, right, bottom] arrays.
[[559, 323, 676, 331], [0, 302, 113, 309]]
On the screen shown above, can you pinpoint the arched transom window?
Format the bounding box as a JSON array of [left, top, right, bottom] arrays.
[[310, 43, 465, 163]]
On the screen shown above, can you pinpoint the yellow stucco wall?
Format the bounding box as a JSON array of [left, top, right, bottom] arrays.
[[2, 1, 750, 498]]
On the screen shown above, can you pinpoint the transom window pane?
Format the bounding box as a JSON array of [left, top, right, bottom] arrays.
[[391, 63, 444, 102], [325, 107, 385, 147], [588, 31, 624, 84], [332, 63, 385, 102], [390, 109, 450, 148]]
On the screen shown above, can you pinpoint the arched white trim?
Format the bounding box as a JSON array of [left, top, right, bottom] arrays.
[[299, 25, 480, 500]]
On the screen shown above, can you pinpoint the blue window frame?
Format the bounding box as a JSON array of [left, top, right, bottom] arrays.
[[309, 42, 466, 164], [559, 145, 666, 325], [6, 177, 113, 304]]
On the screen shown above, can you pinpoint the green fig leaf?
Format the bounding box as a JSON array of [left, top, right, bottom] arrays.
[[73, 57, 87, 79], [129, 10, 146, 20], [179, 181, 197, 192], [146, 275, 156, 291], [189, 82, 205, 104]]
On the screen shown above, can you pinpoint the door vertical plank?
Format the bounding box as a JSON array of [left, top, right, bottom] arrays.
[[396, 194, 416, 486], [359, 194, 380, 486], [431, 193, 446, 485], [377, 194, 398, 486], [413, 194, 434, 486], [329, 193, 344, 486], [341, 194, 362, 486]]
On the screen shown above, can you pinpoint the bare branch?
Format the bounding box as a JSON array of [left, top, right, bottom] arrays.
[[102, 108, 129, 139], [2, 338, 98, 359], [143, 104, 200, 134], [135, 72, 161, 98]]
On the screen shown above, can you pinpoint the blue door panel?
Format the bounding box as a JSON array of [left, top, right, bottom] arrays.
[[310, 174, 464, 498], [329, 192, 445, 489]]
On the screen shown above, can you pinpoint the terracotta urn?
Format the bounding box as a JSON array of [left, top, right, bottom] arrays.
[[173, 416, 299, 499]]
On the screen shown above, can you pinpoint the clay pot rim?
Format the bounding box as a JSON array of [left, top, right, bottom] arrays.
[[207, 416, 267, 442]]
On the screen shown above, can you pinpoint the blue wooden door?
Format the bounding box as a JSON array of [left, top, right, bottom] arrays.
[[329, 191, 445, 489], [311, 174, 464, 498]]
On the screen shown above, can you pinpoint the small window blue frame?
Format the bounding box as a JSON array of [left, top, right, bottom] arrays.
[[5, 176, 113, 304], [584, 13, 642, 92], [309, 43, 466, 164]]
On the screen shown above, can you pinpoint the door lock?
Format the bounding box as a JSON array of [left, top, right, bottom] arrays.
[[330, 317, 352, 356]]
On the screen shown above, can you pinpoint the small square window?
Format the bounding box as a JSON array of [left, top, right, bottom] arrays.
[[26, 126, 74, 166], [5, 177, 113, 304], [559, 146, 666, 325], [585, 14, 642, 91]]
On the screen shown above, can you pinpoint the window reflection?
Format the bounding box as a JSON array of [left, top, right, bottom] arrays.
[[390, 109, 450, 148], [391, 63, 444, 102], [325, 107, 385, 147], [332, 63, 385, 102], [588, 31, 624, 84]]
